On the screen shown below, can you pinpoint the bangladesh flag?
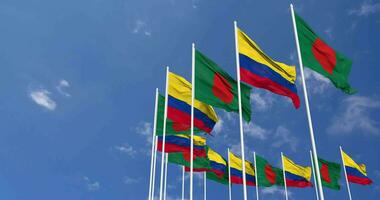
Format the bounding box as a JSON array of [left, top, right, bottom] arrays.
[[294, 12, 356, 94], [207, 171, 229, 185], [195, 50, 252, 122], [318, 158, 341, 190], [156, 94, 202, 136], [168, 152, 211, 171], [256, 155, 284, 187]]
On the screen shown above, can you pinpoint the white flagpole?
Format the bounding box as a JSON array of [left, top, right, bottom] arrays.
[[310, 150, 319, 200], [281, 153, 289, 200], [340, 146, 353, 200], [182, 166, 185, 200], [152, 136, 159, 200], [190, 43, 195, 200], [253, 152, 259, 200], [149, 89, 159, 200], [164, 153, 168, 200], [234, 20, 248, 200], [204, 172, 207, 200], [159, 67, 170, 200], [228, 148, 232, 200], [290, 4, 325, 200]]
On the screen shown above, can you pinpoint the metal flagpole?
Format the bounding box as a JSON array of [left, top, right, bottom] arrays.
[[310, 150, 319, 200], [164, 153, 168, 200], [182, 166, 185, 200], [148, 89, 159, 200], [281, 153, 289, 200], [234, 20, 248, 200], [340, 146, 353, 200], [152, 136, 159, 200], [228, 148, 232, 200], [290, 4, 325, 200], [204, 172, 207, 200], [253, 152, 259, 200], [190, 43, 195, 200], [159, 67, 170, 200]]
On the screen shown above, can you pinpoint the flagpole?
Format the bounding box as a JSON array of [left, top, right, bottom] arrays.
[[281, 152, 289, 200], [159, 66, 170, 200], [234, 20, 248, 200], [290, 4, 325, 200], [310, 150, 319, 200], [340, 146, 353, 200], [149, 89, 159, 200], [182, 166, 185, 200], [204, 172, 207, 200], [190, 43, 195, 200], [253, 152, 259, 200], [152, 136, 159, 200], [228, 148, 232, 200], [164, 153, 168, 200]]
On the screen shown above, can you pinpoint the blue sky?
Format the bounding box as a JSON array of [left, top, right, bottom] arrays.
[[0, 0, 380, 199]]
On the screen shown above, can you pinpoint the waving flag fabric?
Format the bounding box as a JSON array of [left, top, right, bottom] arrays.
[[168, 152, 211, 171], [283, 155, 312, 188], [168, 72, 218, 134], [229, 152, 256, 186], [255, 154, 284, 187], [342, 150, 373, 185], [206, 148, 229, 185], [195, 50, 252, 122], [237, 28, 300, 108], [157, 135, 207, 159], [318, 158, 341, 190], [155, 94, 202, 135], [294, 12, 356, 94]]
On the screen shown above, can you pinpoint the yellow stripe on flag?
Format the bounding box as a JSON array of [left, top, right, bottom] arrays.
[[342, 150, 368, 176], [208, 148, 226, 166], [168, 72, 218, 122], [283, 155, 311, 180], [229, 152, 255, 176], [237, 28, 296, 84], [175, 134, 206, 146]]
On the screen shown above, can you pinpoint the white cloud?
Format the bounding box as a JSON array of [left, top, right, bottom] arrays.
[[244, 122, 269, 140], [213, 119, 224, 134], [114, 143, 137, 157], [132, 20, 151, 36], [303, 68, 331, 94], [250, 92, 274, 111], [272, 126, 298, 152], [261, 186, 292, 197], [349, 1, 380, 16], [56, 79, 71, 97], [136, 122, 153, 143], [324, 27, 333, 39], [328, 96, 380, 135], [124, 176, 141, 184], [29, 89, 57, 111], [83, 176, 100, 191]]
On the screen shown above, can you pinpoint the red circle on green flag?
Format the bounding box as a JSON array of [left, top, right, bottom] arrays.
[[264, 164, 276, 184], [312, 38, 337, 75], [212, 73, 233, 104]]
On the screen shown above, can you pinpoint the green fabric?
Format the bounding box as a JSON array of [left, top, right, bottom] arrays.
[[195, 50, 252, 122], [168, 152, 211, 170], [206, 171, 229, 185], [256, 155, 284, 187], [295, 12, 356, 94], [318, 158, 341, 190], [155, 94, 202, 136]]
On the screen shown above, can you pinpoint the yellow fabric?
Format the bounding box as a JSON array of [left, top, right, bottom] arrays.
[[208, 148, 226, 166], [175, 134, 206, 146], [283, 155, 311, 180], [342, 150, 368, 176], [237, 28, 296, 84], [168, 72, 218, 122], [229, 152, 255, 176]]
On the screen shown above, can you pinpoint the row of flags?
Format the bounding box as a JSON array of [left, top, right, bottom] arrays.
[[148, 4, 366, 200], [156, 134, 373, 190]]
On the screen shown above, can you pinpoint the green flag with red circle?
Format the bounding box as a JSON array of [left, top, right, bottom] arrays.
[[295, 12, 356, 94], [255, 154, 284, 187], [195, 50, 252, 122]]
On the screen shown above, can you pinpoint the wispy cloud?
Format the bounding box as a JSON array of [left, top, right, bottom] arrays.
[[244, 122, 269, 140], [124, 176, 141, 184], [56, 79, 71, 97], [303, 68, 331, 94], [328, 96, 380, 135], [324, 27, 333, 39], [29, 89, 57, 111], [261, 186, 292, 197], [83, 176, 100, 191], [132, 20, 151, 36], [114, 143, 137, 157], [213, 119, 224, 134], [250, 92, 274, 111], [349, 1, 380, 17], [136, 122, 153, 143], [272, 126, 298, 152]]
